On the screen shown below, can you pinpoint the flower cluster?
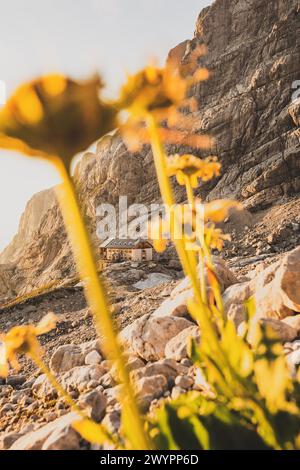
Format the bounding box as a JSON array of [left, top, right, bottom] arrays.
[[0, 313, 57, 377]]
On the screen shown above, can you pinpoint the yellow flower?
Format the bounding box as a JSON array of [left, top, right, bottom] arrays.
[[117, 52, 211, 151], [167, 154, 221, 188], [0, 313, 57, 377], [0, 75, 118, 168], [204, 199, 242, 223], [148, 215, 170, 253], [205, 224, 231, 251], [117, 64, 188, 118]]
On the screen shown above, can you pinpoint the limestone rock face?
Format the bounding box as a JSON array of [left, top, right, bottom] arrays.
[[0, 0, 299, 301], [189, 0, 300, 209]]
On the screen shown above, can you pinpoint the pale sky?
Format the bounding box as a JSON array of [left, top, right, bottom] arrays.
[[0, 0, 211, 251]]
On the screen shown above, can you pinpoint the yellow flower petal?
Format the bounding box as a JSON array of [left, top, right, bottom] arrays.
[[14, 84, 44, 124], [204, 200, 242, 223], [41, 74, 67, 96], [35, 313, 58, 336]]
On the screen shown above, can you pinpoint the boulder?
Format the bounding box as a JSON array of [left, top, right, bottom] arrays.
[[104, 385, 123, 407], [102, 410, 121, 434], [49, 340, 103, 374], [174, 375, 194, 390], [134, 375, 168, 410], [165, 325, 200, 361], [282, 314, 300, 334], [119, 313, 194, 361], [223, 247, 300, 323], [10, 412, 80, 450], [253, 247, 300, 320], [153, 291, 192, 318], [85, 350, 102, 365], [50, 345, 85, 374], [130, 359, 188, 383], [78, 388, 107, 422], [259, 318, 298, 343], [61, 365, 106, 392]]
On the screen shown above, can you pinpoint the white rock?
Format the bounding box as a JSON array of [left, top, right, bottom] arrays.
[[119, 313, 194, 361], [165, 325, 200, 361], [175, 375, 194, 390], [50, 340, 103, 375], [78, 388, 107, 422], [130, 359, 188, 383], [133, 273, 172, 290], [152, 291, 192, 318], [102, 411, 120, 434], [10, 412, 80, 450], [134, 375, 168, 410], [61, 365, 106, 392], [85, 350, 102, 365], [50, 344, 85, 374], [286, 349, 300, 377]]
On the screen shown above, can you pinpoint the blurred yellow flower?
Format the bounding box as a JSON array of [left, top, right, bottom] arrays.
[[148, 215, 170, 253], [0, 75, 118, 168], [0, 313, 57, 377], [205, 224, 231, 251], [41, 74, 67, 96], [117, 64, 188, 119], [167, 154, 221, 188], [117, 51, 211, 152], [204, 199, 242, 223]]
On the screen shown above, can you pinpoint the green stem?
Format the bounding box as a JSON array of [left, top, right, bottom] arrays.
[[146, 114, 203, 307], [53, 157, 149, 450]]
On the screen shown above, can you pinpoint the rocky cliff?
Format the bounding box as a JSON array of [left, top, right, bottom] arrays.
[[0, 0, 299, 302]]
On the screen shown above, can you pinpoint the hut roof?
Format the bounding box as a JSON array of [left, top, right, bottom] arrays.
[[100, 238, 153, 249]]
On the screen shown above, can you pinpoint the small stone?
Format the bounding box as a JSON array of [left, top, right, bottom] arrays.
[[6, 375, 26, 388], [174, 375, 194, 390], [165, 326, 200, 361], [101, 410, 120, 434], [87, 380, 101, 390], [44, 411, 57, 423], [171, 386, 185, 400], [135, 375, 168, 411], [0, 385, 13, 397], [100, 373, 116, 389], [0, 403, 16, 416], [104, 385, 122, 407], [286, 349, 300, 377], [0, 432, 22, 450], [85, 350, 102, 365], [27, 402, 39, 413], [101, 360, 113, 373], [78, 389, 107, 422], [181, 358, 193, 367]]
